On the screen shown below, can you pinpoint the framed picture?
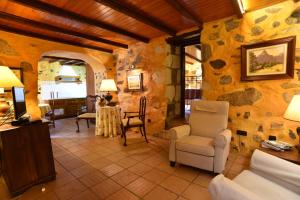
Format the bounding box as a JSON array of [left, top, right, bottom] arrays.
[[127, 73, 143, 91], [241, 36, 296, 81], [4, 67, 24, 91]]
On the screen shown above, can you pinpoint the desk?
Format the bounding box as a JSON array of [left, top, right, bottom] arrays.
[[259, 147, 300, 165], [96, 104, 120, 137]]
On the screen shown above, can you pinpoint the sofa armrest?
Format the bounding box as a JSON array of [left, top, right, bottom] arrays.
[[209, 174, 264, 200], [169, 125, 190, 140], [251, 149, 300, 189], [214, 129, 231, 148]]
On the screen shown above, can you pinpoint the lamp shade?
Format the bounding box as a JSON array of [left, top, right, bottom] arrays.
[[284, 95, 300, 122], [100, 79, 117, 92], [0, 66, 23, 88], [0, 88, 4, 94]]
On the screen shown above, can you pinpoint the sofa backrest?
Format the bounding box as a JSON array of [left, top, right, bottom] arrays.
[[190, 100, 229, 138]]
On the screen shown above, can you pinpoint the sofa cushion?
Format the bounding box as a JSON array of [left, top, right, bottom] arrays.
[[234, 170, 300, 200], [176, 135, 214, 156]]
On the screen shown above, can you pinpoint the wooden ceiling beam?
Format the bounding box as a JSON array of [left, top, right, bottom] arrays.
[[186, 53, 201, 63], [164, 0, 202, 27], [9, 0, 149, 43], [231, 0, 244, 18], [42, 56, 85, 63], [95, 0, 176, 36], [0, 11, 128, 49], [0, 24, 113, 53]]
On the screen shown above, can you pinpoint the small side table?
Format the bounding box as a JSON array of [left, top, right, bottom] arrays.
[[258, 147, 300, 165]]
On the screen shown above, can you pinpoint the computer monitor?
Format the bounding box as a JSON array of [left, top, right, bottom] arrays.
[[12, 87, 27, 120]]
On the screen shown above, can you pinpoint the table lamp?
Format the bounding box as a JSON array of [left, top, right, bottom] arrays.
[[99, 79, 117, 104], [284, 94, 300, 151], [0, 66, 23, 116]]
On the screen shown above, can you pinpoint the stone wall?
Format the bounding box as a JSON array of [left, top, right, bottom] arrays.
[[201, 0, 300, 151], [114, 37, 181, 135], [0, 31, 113, 118]]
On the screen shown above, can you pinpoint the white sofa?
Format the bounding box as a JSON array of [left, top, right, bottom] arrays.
[[209, 149, 300, 200], [169, 100, 231, 173]]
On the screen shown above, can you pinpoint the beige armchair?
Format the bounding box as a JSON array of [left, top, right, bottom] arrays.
[[169, 100, 231, 173]]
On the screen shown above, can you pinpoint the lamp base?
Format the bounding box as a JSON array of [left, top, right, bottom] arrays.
[[104, 92, 113, 104], [0, 100, 10, 117]]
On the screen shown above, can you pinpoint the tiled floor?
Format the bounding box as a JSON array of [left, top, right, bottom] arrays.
[[0, 118, 249, 200]]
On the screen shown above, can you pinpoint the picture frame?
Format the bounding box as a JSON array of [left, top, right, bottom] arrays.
[[241, 36, 296, 81], [4, 67, 24, 92], [127, 72, 143, 91]]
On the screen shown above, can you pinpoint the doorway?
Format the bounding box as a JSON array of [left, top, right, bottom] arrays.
[[184, 45, 202, 116]]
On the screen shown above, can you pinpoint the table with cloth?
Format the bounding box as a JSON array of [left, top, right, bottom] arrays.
[[95, 103, 121, 137]]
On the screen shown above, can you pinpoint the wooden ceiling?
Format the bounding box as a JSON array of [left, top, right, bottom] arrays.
[[0, 0, 285, 53]]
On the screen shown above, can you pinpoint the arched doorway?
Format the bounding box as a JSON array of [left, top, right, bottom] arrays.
[[37, 51, 107, 119]]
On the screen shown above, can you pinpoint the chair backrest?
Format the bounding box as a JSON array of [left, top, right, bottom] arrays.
[[189, 100, 229, 138], [139, 96, 146, 122], [86, 95, 101, 113]]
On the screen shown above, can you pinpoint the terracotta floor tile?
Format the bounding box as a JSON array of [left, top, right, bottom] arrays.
[[128, 163, 152, 176], [160, 176, 190, 195], [69, 189, 98, 200], [193, 172, 215, 188], [155, 162, 176, 174], [117, 157, 138, 168], [106, 188, 139, 200], [173, 166, 199, 182], [100, 163, 124, 177], [144, 186, 178, 200], [142, 154, 166, 167], [89, 158, 113, 170], [106, 152, 127, 162], [35, 191, 59, 200], [62, 158, 86, 171], [182, 184, 211, 200], [177, 197, 188, 200], [78, 171, 108, 188], [111, 170, 139, 186], [143, 168, 170, 184], [80, 153, 103, 163], [126, 177, 155, 198], [54, 179, 87, 200], [70, 164, 97, 178], [91, 179, 122, 199]]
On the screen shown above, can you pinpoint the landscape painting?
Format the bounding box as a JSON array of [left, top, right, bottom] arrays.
[[241, 36, 295, 81]]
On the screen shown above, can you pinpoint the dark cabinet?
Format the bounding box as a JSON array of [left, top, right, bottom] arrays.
[[47, 98, 86, 119], [0, 121, 55, 196]]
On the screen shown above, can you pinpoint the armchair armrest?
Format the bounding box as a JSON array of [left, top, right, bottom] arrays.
[[169, 125, 190, 140], [214, 129, 231, 148], [209, 174, 264, 200], [251, 149, 300, 189]]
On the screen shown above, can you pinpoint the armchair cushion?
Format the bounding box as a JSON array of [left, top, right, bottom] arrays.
[[190, 100, 229, 138], [122, 118, 143, 126], [176, 136, 214, 156], [214, 129, 231, 148], [169, 125, 190, 140]]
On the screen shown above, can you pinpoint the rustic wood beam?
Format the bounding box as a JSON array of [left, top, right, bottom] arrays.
[[0, 24, 113, 53], [164, 0, 202, 27], [186, 53, 201, 63], [231, 0, 244, 18], [10, 0, 149, 43], [95, 0, 176, 36], [42, 56, 85, 63], [0, 12, 128, 49], [166, 29, 200, 46]]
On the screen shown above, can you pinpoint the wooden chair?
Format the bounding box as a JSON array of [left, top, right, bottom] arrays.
[[121, 96, 148, 146], [76, 95, 100, 132]]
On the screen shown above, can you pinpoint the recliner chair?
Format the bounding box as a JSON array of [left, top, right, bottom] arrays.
[[169, 100, 231, 173]]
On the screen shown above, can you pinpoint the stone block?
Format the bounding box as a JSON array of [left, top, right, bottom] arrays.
[[165, 85, 175, 103], [175, 85, 181, 102]]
